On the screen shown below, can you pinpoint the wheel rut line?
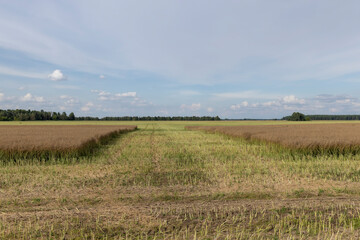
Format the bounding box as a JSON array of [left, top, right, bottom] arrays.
[[149, 124, 161, 172], [130, 196, 360, 212], [3, 196, 360, 220]]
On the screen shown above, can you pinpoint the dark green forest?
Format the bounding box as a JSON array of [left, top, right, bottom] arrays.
[[3, 109, 359, 122], [0, 109, 221, 121], [283, 112, 360, 121], [0, 109, 75, 121], [76, 116, 221, 121], [306, 115, 360, 120]]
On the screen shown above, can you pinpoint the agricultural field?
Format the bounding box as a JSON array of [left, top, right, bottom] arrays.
[[0, 125, 137, 160], [1, 121, 360, 239], [186, 123, 360, 155]]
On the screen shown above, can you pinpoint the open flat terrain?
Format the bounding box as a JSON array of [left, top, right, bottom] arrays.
[[186, 123, 360, 154], [0, 125, 136, 160], [1, 121, 360, 239], [0, 125, 137, 151]]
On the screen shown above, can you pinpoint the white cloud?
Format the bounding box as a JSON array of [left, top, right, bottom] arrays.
[[60, 95, 69, 99], [100, 91, 110, 96], [90, 90, 150, 108], [228, 94, 360, 118], [21, 93, 32, 101], [0, 93, 4, 101], [81, 102, 94, 112], [48, 69, 66, 81], [180, 103, 201, 111], [115, 92, 137, 97], [60, 95, 79, 106], [34, 96, 45, 103], [230, 95, 304, 111], [20, 93, 44, 103], [336, 99, 351, 104], [282, 95, 305, 104], [0, 12, 104, 75], [92, 90, 111, 100], [262, 101, 279, 107], [207, 107, 214, 113], [230, 101, 249, 110], [215, 91, 278, 99], [99, 75, 105, 79], [54, 85, 79, 89], [92, 90, 137, 100], [191, 103, 201, 111], [1, 2, 360, 86], [131, 99, 148, 107], [36, 96, 44, 102], [81, 106, 90, 112]]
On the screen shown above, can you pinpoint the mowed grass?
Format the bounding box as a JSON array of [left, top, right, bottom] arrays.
[[2, 121, 360, 239]]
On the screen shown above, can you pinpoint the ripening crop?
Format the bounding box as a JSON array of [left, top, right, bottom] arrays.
[[0, 125, 137, 160], [186, 123, 360, 155]]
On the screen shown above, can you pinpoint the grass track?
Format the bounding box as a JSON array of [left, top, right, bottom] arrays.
[[2, 121, 360, 239]]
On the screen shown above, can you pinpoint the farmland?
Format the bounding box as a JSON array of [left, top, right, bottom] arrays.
[[186, 123, 360, 155], [0, 125, 137, 160], [1, 121, 360, 239]]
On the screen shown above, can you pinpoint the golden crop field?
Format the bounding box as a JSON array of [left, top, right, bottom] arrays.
[[0, 125, 136, 160], [186, 123, 360, 155], [2, 121, 360, 239]]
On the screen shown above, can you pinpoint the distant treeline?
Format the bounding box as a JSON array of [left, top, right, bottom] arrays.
[[306, 115, 360, 120], [283, 112, 360, 121], [77, 116, 221, 121], [0, 109, 75, 121], [0, 109, 221, 121]]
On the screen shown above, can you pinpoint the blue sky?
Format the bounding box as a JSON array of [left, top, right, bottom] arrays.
[[1, 1, 360, 118]]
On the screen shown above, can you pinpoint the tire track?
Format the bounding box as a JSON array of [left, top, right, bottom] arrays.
[[149, 124, 161, 172]]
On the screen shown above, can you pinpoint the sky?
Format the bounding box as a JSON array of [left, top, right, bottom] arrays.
[[1, 1, 360, 118]]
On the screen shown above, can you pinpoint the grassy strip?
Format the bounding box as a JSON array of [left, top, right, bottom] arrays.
[[0, 127, 137, 162]]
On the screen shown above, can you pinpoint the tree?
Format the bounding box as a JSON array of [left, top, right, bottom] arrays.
[[287, 112, 308, 121], [60, 112, 68, 120], [68, 112, 75, 120], [52, 112, 59, 120]]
